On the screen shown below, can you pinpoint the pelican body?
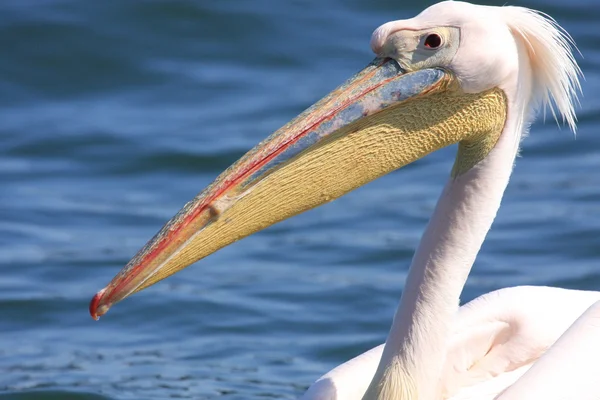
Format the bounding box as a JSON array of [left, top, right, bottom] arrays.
[[90, 2, 600, 399]]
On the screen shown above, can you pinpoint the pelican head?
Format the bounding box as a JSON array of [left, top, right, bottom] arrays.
[[90, 1, 579, 320]]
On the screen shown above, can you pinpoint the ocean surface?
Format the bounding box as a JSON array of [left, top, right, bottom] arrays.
[[1, 0, 600, 399]]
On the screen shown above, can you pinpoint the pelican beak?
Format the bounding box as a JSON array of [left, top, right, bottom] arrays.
[[90, 58, 506, 319]]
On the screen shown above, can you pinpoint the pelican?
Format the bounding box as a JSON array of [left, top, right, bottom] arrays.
[[90, 2, 600, 399]]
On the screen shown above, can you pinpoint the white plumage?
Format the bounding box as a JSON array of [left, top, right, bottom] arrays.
[[301, 2, 597, 399], [303, 287, 600, 399]]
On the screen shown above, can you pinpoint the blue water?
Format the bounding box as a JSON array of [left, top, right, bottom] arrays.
[[1, 0, 600, 399]]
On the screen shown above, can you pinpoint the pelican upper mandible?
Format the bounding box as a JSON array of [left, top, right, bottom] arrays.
[[90, 2, 600, 399]]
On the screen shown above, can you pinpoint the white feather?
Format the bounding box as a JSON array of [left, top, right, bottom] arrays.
[[499, 6, 582, 132]]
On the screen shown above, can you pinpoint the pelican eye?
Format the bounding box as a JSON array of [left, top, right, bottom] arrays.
[[424, 33, 442, 49]]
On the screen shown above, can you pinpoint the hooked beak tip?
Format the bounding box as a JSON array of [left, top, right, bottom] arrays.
[[89, 288, 109, 321]]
